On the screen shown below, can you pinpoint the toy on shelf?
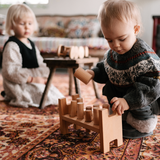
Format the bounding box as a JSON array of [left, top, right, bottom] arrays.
[[74, 67, 92, 84], [57, 45, 89, 59], [58, 94, 123, 153]]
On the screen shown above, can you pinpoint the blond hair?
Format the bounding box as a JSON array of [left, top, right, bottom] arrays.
[[98, 0, 142, 30], [5, 3, 38, 36]]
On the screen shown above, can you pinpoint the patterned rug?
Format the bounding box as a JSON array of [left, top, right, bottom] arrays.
[[0, 103, 60, 160], [18, 117, 160, 160], [0, 73, 159, 159]]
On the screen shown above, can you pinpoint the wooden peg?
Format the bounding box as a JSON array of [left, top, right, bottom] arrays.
[[78, 46, 85, 59], [72, 94, 79, 100], [102, 103, 110, 109], [77, 102, 84, 120], [77, 97, 83, 102], [93, 103, 100, 108], [86, 106, 92, 111], [93, 107, 99, 125], [57, 45, 77, 59], [57, 45, 66, 57], [69, 46, 76, 59], [102, 103, 113, 115], [74, 46, 79, 59], [69, 100, 77, 117], [57, 45, 71, 57], [68, 103, 71, 115], [58, 98, 70, 134], [74, 67, 92, 84], [75, 101, 84, 129], [84, 46, 89, 57], [85, 110, 92, 122]]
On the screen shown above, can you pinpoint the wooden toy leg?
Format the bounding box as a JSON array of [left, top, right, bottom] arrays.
[[59, 98, 70, 134], [114, 135, 123, 147], [113, 136, 123, 147], [74, 124, 81, 130], [86, 129, 90, 133], [99, 108, 123, 153], [114, 139, 118, 147], [99, 109, 110, 153], [61, 120, 70, 134]]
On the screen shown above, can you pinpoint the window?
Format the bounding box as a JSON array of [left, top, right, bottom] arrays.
[[0, 0, 49, 8]]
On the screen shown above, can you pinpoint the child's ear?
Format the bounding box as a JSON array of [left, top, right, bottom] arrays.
[[134, 25, 140, 35]]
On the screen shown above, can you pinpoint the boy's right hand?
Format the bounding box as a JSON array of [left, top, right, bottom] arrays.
[[86, 69, 95, 79], [110, 97, 129, 115]]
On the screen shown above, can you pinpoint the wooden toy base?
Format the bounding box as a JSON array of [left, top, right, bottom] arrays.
[[59, 94, 123, 153]]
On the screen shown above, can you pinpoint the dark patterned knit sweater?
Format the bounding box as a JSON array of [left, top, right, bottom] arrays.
[[92, 38, 160, 112]]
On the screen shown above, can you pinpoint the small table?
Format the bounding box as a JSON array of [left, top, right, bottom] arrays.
[[39, 57, 100, 109]]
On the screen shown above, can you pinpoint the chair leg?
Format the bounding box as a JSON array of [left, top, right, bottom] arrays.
[[39, 67, 56, 109]]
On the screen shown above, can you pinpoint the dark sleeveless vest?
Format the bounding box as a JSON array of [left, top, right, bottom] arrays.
[[1, 36, 39, 68]]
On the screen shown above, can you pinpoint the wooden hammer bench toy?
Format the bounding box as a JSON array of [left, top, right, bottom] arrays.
[[58, 94, 123, 153]]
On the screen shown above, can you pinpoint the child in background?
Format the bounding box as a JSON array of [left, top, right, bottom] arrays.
[[86, 0, 160, 138], [1, 4, 64, 108]]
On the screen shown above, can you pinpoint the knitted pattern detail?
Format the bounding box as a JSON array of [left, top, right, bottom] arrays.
[[104, 38, 160, 86]]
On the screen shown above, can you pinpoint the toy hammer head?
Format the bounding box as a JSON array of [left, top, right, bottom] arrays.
[[74, 67, 92, 84]]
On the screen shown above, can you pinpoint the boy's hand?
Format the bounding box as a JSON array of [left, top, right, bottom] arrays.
[[86, 69, 95, 79], [110, 97, 129, 115]]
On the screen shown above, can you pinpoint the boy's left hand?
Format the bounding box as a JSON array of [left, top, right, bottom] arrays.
[[110, 97, 129, 115]]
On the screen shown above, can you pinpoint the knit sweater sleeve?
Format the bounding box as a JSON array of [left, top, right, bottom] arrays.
[[124, 76, 160, 110], [92, 60, 109, 83]]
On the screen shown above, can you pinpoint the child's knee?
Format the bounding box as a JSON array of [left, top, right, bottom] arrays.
[[126, 112, 157, 133]]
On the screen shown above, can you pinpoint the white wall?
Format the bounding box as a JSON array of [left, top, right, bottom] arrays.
[[0, 0, 105, 15], [134, 0, 160, 48], [0, 0, 160, 47], [33, 0, 105, 15]]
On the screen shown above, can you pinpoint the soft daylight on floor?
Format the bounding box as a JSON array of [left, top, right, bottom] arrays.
[[0, 72, 159, 160]]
